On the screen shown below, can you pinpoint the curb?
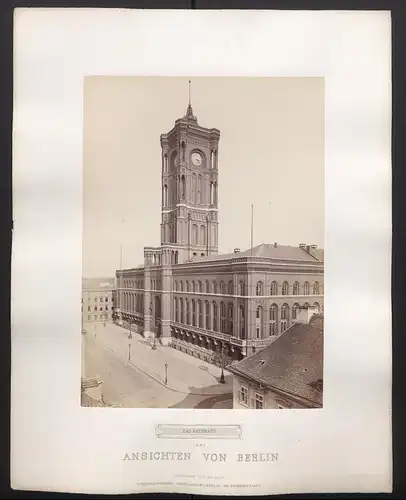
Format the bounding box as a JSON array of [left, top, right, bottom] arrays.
[[104, 344, 231, 397]]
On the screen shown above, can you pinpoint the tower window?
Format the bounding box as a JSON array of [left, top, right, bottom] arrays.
[[256, 281, 263, 296]]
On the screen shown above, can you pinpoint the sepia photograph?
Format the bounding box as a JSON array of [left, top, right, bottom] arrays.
[[12, 9, 391, 496], [81, 76, 325, 410]]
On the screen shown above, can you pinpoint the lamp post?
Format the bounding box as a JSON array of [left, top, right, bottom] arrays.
[[219, 345, 225, 384], [128, 343, 131, 361], [150, 302, 156, 350], [164, 362, 168, 385]]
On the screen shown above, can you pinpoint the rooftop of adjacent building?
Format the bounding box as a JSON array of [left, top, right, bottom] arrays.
[[82, 277, 115, 291], [228, 314, 324, 406]]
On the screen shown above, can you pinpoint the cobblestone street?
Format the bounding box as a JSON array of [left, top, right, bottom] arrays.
[[82, 322, 233, 408]]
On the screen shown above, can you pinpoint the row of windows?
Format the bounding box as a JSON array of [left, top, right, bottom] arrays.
[[174, 280, 321, 296], [120, 293, 144, 313], [122, 280, 144, 289], [174, 298, 234, 335], [85, 305, 111, 312], [173, 298, 321, 338], [82, 296, 111, 303], [239, 386, 264, 409], [86, 313, 110, 321]]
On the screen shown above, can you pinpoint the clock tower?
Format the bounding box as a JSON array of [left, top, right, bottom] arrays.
[[160, 96, 220, 264]]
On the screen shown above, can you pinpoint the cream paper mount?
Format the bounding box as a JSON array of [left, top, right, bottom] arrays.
[[11, 8, 392, 496]]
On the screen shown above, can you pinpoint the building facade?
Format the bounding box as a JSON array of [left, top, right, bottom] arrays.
[[228, 311, 324, 409], [82, 277, 115, 327], [115, 102, 324, 362]]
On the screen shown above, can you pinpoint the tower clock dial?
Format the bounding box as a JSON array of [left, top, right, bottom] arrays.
[[191, 152, 203, 166]]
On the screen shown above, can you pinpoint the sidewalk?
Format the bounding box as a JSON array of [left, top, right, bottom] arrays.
[[92, 323, 233, 396]]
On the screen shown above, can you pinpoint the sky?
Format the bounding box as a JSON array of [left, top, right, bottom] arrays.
[[83, 76, 324, 278]]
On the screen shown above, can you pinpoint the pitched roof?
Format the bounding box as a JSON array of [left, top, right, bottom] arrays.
[[188, 243, 323, 264], [228, 316, 324, 406]]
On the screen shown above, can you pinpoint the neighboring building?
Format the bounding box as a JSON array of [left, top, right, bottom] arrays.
[[228, 311, 324, 409], [82, 277, 115, 327], [115, 101, 324, 363]]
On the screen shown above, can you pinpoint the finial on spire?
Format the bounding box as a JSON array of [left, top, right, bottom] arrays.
[[184, 80, 198, 123]]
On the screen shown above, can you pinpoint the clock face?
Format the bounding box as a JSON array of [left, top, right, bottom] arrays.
[[191, 152, 202, 166]]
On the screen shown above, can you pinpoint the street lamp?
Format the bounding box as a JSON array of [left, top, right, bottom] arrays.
[[219, 346, 226, 384], [128, 343, 131, 361], [150, 302, 156, 350], [164, 362, 168, 385]]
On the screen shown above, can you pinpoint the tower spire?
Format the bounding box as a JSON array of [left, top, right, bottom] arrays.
[[184, 79, 197, 123]]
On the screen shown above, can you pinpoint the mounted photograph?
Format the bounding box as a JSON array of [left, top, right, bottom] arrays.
[[81, 76, 325, 410]]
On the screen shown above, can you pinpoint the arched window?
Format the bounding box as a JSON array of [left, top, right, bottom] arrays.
[[192, 174, 197, 204], [256, 281, 263, 296], [155, 296, 161, 319], [186, 281, 190, 293], [239, 305, 245, 339], [269, 304, 278, 336], [205, 301, 210, 329], [282, 281, 289, 295], [198, 280, 202, 293], [313, 281, 320, 295], [227, 304, 234, 335], [192, 281, 196, 293], [192, 225, 198, 245], [220, 302, 226, 332], [304, 282, 310, 295], [206, 280, 210, 294], [292, 303, 300, 320], [200, 225, 206, 245], [192, 299, 196, 326], [293, 281, 300, 295], [228, 281, 233, 295], [174, 281, 178, 292], [201, 253, 205, 257], [213, 281, 218, 294], [186, 299, 190, 325], [256, 306, 263, 339], [213, 302, 218, 331], [174, 297, 179, 322], [270, 281, 278, 295], [281, 304, 289, 332], [175, 251, 179, 264], [304, 302, 310, 308], [180, 298, 184, 323], [197, 175, 202, 204], [239, 281, 245, 296], [198, 300, 203, 327], [220, 281, 225, 294], [180, 281, 184, 292]]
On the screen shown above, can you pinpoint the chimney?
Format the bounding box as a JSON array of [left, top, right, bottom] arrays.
[[234, 248, 240, 254], [296, 305, 317, 324]]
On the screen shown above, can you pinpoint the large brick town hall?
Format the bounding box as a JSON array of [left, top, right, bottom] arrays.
[[114, 100, 324, 365]]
